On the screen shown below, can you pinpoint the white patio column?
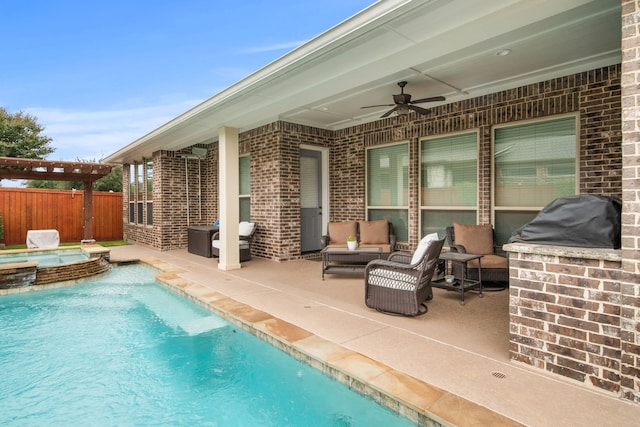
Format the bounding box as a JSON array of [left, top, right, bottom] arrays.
[[218, 126, 241, 270]]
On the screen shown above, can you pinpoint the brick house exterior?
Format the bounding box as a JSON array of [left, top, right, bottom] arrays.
[[115, 1, 639, 405], [123, 64, 622, 257]]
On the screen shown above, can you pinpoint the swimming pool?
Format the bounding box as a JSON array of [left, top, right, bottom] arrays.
[[0, 263, 416, 426]]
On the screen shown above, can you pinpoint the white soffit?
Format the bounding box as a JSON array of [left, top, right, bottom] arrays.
[[103, 0, 621, 163]]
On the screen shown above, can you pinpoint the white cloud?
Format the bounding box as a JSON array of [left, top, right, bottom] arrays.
[[25, 99, 201, 162]]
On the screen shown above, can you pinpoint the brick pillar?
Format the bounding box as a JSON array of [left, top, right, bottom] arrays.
[[620, 0, 640, 404]]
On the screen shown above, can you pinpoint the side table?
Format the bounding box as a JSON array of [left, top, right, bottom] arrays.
[[433, 252, 483, 305], [187, 226, 219, 257]]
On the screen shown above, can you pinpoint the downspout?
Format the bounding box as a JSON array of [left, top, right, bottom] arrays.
[[185, 156, 189, 226], [181, 154, 201, 226]]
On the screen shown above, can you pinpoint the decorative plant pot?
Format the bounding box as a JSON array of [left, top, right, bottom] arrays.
[[347, 240, 357, 250]]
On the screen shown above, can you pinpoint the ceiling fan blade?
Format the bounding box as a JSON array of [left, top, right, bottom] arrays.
[[361, 104, 395, 109], [380, 106, 398, 118], [409, 105, 431, 115], [410, 96, 446, 104]]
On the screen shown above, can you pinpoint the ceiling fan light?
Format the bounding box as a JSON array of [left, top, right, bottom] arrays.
[[396, 106, 410, 116]]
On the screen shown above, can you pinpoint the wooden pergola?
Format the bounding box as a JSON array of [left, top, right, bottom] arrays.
[[0, 157, 116, 240]]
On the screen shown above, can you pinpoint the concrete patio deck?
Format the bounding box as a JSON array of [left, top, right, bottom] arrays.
[[109, 244, 639, 426]]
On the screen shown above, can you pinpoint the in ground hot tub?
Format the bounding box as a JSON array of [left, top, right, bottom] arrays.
[[0, 245, 111, 291]]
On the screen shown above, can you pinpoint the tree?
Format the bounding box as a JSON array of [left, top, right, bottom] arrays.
[[0, 108, 55, 159], [93, 165, 122, 192]]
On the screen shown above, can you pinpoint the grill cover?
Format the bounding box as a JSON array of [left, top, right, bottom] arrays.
[[509, 195, 621, 249]]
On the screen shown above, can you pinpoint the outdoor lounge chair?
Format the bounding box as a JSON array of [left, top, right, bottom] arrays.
[[364, 236, 445, 316], [446, 223, 508, 285], [211, 221, 256, 262]]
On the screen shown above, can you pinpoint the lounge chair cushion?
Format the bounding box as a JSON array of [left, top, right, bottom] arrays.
[[411, 232, 439, 265], [328, 221, 357, 244], [453, 223, 494, 255], [212, 240, 250, 249], [358, 220, 389, 244], [468, 254, 507, 269]]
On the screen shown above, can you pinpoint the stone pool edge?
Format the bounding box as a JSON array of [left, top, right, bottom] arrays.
[[144, 257, 522, 427]]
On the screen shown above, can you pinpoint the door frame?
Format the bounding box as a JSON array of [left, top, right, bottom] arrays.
[[300, 144, 329, 238]]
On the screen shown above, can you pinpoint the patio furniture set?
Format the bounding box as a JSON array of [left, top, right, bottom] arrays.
[[188, 218, 506, 316], [321, 220, 508, 315]]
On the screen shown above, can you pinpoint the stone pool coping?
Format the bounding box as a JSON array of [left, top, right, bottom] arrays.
[[143, 256, 522, 427]]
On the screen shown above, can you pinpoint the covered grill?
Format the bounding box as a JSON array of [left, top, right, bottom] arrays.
[[509, 194, 622, 249]]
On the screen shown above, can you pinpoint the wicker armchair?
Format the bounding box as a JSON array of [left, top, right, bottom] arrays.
[[364, 238, 445, 316], [446, 224, 508, 285], [211, 221, 257, 262]]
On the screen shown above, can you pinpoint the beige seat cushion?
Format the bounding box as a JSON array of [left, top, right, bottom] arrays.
[[359, 220, 389, 244], [328, 221, 357, 244], [453, 223, 494, 255], [468, 254, 507, 269]]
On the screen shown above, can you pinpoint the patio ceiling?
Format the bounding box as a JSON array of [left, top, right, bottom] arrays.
[[103, 0, 621, 164]]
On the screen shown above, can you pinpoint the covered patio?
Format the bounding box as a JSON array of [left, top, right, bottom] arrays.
[[110, 244, 640, 425], [104, 0, 639, 411]]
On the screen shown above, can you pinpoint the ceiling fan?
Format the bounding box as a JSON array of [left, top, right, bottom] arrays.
[[361, 81, 445, 118]]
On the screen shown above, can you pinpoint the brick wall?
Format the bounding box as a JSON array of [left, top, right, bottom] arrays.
[[128, 65, 622, 261], [503, 4, 639, 401], [241, 122, 332, 260], [124, 145, 217, 252], [333, 65, 622, 249], [505, 244, 624, 396], [620, 0, 640, 404]]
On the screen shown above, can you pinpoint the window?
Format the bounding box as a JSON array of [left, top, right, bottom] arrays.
[[493, 115, 577, 243], [420, 132, 477, 238], [239, 155, 250, 222], [146, 160, 153, 226], [136, 163, 144, 224], [366, 143, 409, 242], [128, 164, 135, 223]]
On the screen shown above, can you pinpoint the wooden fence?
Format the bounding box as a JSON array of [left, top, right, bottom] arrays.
[[0, 188, 123, 246]]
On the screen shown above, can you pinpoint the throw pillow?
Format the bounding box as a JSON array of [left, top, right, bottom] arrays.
[[411, 232, 439, 265]]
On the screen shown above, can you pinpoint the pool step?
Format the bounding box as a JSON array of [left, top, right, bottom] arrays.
[[179, 316, 229, 335], [135, 285, 229, 335]]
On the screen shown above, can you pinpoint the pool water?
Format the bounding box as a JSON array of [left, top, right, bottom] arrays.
[[0, 264, 416, 426], [0, 249, 88, 266]]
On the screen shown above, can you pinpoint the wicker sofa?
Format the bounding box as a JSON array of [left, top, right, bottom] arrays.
[[320, 220, 396, 256]]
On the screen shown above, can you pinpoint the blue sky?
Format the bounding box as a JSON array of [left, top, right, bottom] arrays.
[[2, 1, 375, 162]]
